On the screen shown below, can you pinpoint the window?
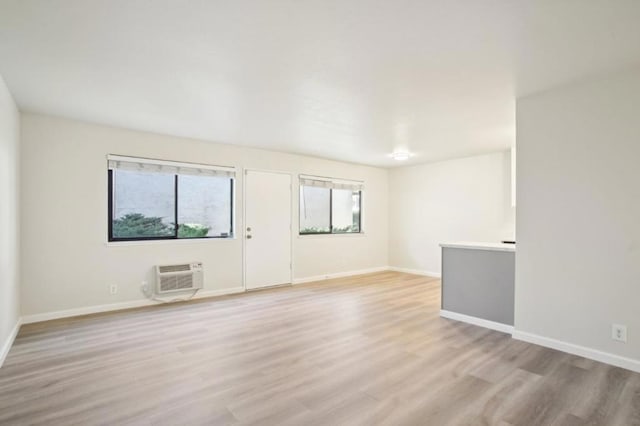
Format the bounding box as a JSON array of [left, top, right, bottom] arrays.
[[299, 176, 363, 234], [108, 155, 234, 241], [299, 186, 330, 233]]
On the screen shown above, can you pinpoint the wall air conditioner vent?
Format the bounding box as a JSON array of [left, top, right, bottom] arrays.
[[158, 264, 191, 273], [155, 262, 203, 295]]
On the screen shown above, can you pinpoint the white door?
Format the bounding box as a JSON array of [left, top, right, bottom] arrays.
[[244, 170, 292, 290]]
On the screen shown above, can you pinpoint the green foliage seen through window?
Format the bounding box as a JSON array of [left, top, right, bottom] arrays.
[[112, 213, 211, 238]]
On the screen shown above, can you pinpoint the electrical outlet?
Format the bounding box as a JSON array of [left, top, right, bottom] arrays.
[[142, 281, 149, 293], [109, 284, 118, 295], [612, 324, 627, 343]]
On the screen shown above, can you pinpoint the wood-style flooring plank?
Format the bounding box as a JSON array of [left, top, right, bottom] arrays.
[[1, 271, 639, 425]]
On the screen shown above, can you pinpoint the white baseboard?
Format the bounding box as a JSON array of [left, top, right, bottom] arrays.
[[439, 312, 640, 373], [512, 330, 640, 374], [388, 266, 441, 278], [292, 266, 390, 285], [21, 266, 396, 323], [22, 266, 398, 323], [21, 287, 245, 325], [440, 310, 514, 334], [0, 317, 22, 368]]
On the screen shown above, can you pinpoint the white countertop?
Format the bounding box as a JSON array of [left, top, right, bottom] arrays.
[[440, 241, 516, 252]]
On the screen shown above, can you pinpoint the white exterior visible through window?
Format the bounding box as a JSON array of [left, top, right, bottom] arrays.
[[107, 155, 235, 241], [299, 175, 363, 234]]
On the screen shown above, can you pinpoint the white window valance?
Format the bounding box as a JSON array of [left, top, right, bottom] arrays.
[[107, 155, 236, 178], [299, 174, 364, 191]]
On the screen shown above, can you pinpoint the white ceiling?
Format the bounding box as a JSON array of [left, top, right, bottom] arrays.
[[1, 1, 640, 167]]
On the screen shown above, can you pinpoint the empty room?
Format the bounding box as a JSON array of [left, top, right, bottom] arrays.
[[1, 1, 639, 425]]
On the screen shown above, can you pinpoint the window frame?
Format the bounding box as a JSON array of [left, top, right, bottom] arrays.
[[298, 185, 363, 236], [107, 169, 235, 242]]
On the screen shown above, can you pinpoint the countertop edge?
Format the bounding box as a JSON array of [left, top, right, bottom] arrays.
[[440, 242, 516, 252]]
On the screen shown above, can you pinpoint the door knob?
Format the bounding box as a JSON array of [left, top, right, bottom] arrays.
[[246, 235, 252, 239], [247, 227, 252, 232]]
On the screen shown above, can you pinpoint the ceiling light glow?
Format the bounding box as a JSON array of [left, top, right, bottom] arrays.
[[390, 151, 411, 161]]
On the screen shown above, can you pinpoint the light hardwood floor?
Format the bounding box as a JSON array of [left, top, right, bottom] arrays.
[[1, 271, 639, 425]]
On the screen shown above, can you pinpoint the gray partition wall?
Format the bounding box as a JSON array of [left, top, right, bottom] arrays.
[[441, 247, 515, 325]]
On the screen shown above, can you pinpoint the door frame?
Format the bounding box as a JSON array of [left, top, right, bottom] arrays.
[[242, 168, 294, 291]]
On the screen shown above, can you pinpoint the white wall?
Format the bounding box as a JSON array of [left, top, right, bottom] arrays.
[[20, 113, 388, 318], [388, 151, 515, 275], [0, 75, 21, 363], [515, 69, 640, 365]]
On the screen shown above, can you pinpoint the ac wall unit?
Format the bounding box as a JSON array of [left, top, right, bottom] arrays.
[[155, 262, 204, 295]]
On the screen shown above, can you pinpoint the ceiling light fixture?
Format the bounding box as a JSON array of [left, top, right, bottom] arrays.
[[390, 151, 412, 161]]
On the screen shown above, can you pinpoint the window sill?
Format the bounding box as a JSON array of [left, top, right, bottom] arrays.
[[298, 232, 365, 239], [105, 237, 236, 247]]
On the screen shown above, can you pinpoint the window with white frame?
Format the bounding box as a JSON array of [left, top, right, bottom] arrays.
[[299, 175, 363, 234], [107, 155, 235, 241]]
